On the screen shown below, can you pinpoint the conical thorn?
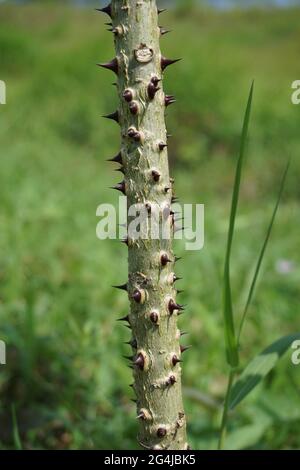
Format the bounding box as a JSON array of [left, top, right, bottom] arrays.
[[95, 4, 112, 18], [180, 345, 192, 354], [107, 152, 122, 164], [148, 82, 160, 100], [161, 57, 181, 71], [158, 142, 167, 151], [111, 181, 126, 195], [98, 58, 118, 75], [172, 354, 182, 367], [160, 27, 171, 36], [117, 315, 130, 323], [113, 283, 128, 291], [168, 299, 185, 315], [134, 353, 145, 371], [103, 110, 119, 123], [165, 95, 176, 107], [161, 253, 171, 266]]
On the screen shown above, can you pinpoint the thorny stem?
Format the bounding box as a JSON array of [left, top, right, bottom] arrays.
[[99, 1, 188, 450]]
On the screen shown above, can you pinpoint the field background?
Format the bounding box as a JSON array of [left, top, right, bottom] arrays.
[[0, 0, 300, 450]]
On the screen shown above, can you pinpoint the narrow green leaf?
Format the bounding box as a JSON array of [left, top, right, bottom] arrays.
[[11, 404, 22, 450], [237, 160, 290, 343], [223, 82, 254, 367], [229, 333, 300, 410], [224, 419, 271, 450]]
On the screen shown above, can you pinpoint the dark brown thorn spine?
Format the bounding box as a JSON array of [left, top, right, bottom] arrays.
[[161, 57, 181, 71], [98, 57, 118, 75], [95, 4, 112, 18]]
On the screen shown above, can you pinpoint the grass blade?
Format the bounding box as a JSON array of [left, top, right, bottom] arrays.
[[223, 81, 254, 367], [237, 160, 290, 343], [11, 404, 22, 450], [229, 333, 300, 410]]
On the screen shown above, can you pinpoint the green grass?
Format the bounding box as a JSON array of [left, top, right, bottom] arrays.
[[0, 2, 299, 449]]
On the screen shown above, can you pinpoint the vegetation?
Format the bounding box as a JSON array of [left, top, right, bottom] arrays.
[[0, 2, 299, 450]]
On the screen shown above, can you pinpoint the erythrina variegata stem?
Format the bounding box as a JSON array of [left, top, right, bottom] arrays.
[[98, 1, 188, 450]]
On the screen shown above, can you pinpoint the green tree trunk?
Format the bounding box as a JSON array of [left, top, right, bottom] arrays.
[[99, 1, 187, 450]]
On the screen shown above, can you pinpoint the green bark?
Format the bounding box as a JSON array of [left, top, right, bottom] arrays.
[[99, 1, 187, 450]]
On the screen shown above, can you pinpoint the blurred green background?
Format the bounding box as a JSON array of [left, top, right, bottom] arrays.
[[0, 0, 300, 450]]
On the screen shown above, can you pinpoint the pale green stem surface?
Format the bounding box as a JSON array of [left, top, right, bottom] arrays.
[[110, 0, 187, 450]]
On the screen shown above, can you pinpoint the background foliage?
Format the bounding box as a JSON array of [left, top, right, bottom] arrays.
[[0, 0, 299, 449]]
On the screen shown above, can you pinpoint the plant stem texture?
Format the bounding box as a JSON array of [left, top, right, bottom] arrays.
[[100, 0, 188, 450]]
